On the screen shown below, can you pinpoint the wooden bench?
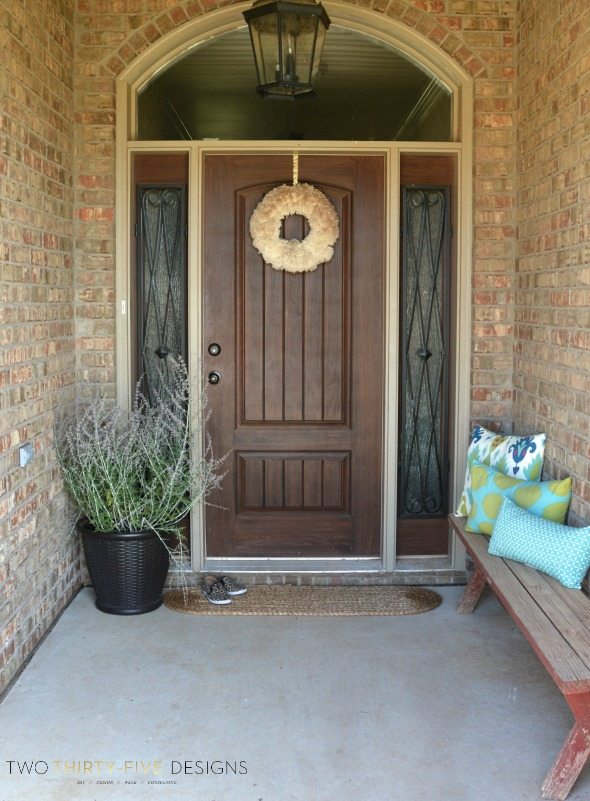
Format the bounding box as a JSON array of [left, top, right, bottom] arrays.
[[450, 514, 590, 801]]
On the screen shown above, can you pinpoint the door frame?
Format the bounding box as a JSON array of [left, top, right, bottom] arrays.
[[114, 3, 474, 577], [119, 140, 471, 578]]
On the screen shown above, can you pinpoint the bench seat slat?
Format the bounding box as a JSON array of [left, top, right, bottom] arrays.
[[507, 562, 590, 671], [451, 517, 590, 692], [547, 580, 590, 630], [480, 554, 590, 690]]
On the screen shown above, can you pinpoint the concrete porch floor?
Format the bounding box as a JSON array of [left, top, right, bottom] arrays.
[[1, 585, 589, 801]]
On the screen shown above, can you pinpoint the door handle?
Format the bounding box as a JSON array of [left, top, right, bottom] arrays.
[[208, 371, 221, 385], [208, 343, 221, 356]]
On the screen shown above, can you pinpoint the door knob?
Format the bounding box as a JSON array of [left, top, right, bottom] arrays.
[[208, 371, 221, 385], [208, 343, 221, 356]]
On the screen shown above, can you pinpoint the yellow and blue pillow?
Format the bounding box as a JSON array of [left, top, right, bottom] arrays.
[[465, 463, 571, 535], [456, 425, 546, 517], [489, 498, 590, 589]]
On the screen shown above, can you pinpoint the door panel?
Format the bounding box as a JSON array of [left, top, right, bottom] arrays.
[[203, 154, 384, 558], [397, 154, 455, 557], [238, 201, 350, 426], [133, 153, 190, 550], [132, 153, 188, 391]]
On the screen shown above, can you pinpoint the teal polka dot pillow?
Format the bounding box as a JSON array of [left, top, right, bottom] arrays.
[[465, 463, 571, 536], [489, 498, 590, 590]]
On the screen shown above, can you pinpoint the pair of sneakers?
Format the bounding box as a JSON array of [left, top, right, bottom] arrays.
[[202, 575, 247, 605]]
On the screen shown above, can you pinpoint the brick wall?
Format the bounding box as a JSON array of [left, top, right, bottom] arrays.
[[0, 0, 80, 694], [515, 0, 590, 524]]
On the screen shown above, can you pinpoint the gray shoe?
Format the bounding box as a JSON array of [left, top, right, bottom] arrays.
[[202, 577, 232, 605], [219, 575, 247, 596]]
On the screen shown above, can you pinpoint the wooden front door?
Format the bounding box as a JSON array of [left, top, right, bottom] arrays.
[[203, 154, 385, 558]]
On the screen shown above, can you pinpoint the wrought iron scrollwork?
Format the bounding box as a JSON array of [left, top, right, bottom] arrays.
[[399, 186, 450, 518], [137, 186, 187, 401]]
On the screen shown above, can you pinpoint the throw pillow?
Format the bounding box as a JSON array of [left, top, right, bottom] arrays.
[[489, 498, 590, 590], [466, 463, 571, 535], [456, 425, 546, 517]]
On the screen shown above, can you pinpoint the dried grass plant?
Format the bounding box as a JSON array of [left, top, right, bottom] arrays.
[[55, 358, 223, 552]]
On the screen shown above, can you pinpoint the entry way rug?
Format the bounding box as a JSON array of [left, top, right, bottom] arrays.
[[164, 585, 442, 616]]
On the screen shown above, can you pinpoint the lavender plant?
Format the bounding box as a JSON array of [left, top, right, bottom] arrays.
[[55, 358, 223, 538]]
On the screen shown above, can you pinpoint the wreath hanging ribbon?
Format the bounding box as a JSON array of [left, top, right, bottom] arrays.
[[249, 163, 340, 273]]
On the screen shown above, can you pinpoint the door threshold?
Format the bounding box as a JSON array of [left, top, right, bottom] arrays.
[[200, 556, 467, 585], [203, 557, 384, 574], [395, 555, 455, 571]]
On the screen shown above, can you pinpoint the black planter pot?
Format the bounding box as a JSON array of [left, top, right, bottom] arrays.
[[78, 521, 170, 615]]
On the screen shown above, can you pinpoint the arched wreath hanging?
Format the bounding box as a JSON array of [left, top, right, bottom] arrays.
[[249, 163, 339, 273]]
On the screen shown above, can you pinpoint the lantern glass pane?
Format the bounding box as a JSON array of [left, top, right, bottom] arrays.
[[251, 25, 280, 86], [279, 13, 318, 85], [310, 26, 325, 77]]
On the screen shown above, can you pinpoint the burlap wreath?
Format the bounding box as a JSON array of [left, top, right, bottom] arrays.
[[249, 183, 339, 273]]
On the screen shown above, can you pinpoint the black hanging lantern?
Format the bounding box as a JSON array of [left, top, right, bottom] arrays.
[[243, 0, 330, 100]]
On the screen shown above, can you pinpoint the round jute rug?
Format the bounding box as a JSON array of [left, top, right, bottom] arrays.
[[164, 585, 442, 616]]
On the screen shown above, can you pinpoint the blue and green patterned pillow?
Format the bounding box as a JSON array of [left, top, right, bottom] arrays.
[[456, 425, 546, 516], [489, 498, 590, 589], [466, 463, 571, 535]]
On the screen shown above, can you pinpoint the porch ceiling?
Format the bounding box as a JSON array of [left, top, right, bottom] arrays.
[[138, 27, 451, 141], [165, 26, 426, 87]]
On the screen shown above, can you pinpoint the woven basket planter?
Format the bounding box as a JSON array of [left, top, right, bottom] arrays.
[[79, 520, 170, 615]]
